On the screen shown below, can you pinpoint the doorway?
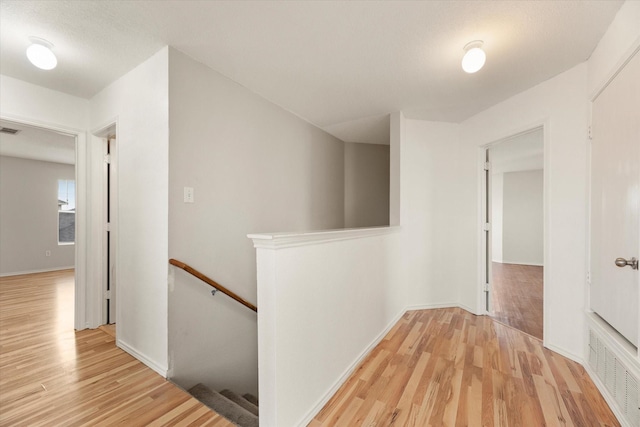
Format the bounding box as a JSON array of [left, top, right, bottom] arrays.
[[484, 127, 544, 340], [93, 125, 118, 333], [0, 120, 78, 334]]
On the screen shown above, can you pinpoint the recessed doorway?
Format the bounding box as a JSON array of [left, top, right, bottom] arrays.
[[484, 127, 544, 340]]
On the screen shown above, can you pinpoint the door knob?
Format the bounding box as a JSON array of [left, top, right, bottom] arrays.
[[614, 257, 639, 270]]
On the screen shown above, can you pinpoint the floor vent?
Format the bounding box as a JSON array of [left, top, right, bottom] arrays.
[[589, 328, 640, 426]]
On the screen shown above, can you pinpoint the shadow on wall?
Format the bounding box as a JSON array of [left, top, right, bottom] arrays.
[[344, 142, 390, 228]]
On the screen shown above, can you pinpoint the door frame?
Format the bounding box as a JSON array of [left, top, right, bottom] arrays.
[[477, 122, 549, 342], [92, 120, 119, 328], [0, 113, 88, 330]]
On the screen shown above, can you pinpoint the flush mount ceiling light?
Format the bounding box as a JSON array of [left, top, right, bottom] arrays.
[[461, 40, 486, 74], [26, 37, 57, 70]]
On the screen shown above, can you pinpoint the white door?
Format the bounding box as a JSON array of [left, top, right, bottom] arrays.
[[590, 50, 640, 346]]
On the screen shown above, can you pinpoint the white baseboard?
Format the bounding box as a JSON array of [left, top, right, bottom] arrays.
[[296, 302, 483, 426], [117, 338, 169, 378], [0, 266, 75, 277], [407, 302, 478, 315], [406, 302, 458, 311], [544, 342, 583, 365], [295, 308, 406, 427], [498, 261, 543, 267], [294, 303, 620, 427]]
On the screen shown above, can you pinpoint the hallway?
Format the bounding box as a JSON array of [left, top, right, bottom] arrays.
[[311, 308, 617, 426], [0, 270, 232, 426]]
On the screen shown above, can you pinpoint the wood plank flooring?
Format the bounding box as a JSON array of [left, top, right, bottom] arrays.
[[310, 308, 619, 427], [0, 270, 233, 427], [491, 262, 544, 340], [1, 270, 618, 426]]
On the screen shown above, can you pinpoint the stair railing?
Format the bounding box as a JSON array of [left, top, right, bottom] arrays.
[[169, 259, 257, 313]]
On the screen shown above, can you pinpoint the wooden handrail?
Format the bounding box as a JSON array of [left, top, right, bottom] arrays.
[[169, 259, 257, 313]]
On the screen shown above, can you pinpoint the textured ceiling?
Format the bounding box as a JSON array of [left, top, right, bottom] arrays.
[[0, 1, 624, 143], [0, 120, 76, 164]]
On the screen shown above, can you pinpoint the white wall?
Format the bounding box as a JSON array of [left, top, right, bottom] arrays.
[[167, 48, 345, 395], [502, 170, 543, 265], [344, 142, 390, 228], [398, 64, 588, 360], [460, 63, 589, 360], [90, 47, 170, 375], [0, 74, 90, 330], [400, 120, 470, 309], [0, 156, 75, 275], [0, 75, 89, 129], [489, 128, 544, 264], [251, 228, 402, 427], [587, 1, 640, 98]]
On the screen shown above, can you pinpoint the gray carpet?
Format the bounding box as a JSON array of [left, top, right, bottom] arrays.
[[221, 389, 259, 416], [189, 383, 259, 427]]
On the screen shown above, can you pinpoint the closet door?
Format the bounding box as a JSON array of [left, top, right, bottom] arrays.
[[590, 50, 639, 346]]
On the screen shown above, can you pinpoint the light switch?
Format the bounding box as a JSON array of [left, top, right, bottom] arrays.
[[184, 187, 194, 203]]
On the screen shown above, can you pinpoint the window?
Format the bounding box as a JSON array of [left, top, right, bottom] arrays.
[[58, 179, 75, 244]]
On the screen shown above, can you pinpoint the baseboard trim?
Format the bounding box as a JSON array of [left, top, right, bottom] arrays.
[[544, 343, 583, 365], [407, 302, 479, 315], [0, 266, 75, 277], [294, 304, 612, 427], [498, 261, 543, 267], [295, 308, 406, 427], [117, 338, 168, 378]]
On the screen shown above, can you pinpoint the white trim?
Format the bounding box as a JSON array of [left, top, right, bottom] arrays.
[[498, 261, 544, 267], [476, 121, 550, 346], [295, 308, 406, 427], [544, 343, 583, 366], [589, 37, 640, 102], [477, 146, 488, 314], [117, 338, 168, 378], [88, 119, 119, 330], [406, 302, 478, 315], [0, 113, 84, 135], [0, 266, 74, 278], [249, 226, 400, 249], [0, 113, 88, 331], [91, 118, 118, 138]]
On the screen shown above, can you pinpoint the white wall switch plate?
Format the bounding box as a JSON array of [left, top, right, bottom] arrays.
[[184, 187, 194, 203]]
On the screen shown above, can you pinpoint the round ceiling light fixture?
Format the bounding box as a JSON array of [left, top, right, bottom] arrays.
[[26, 37, 57, 70], [461, 40, 486, 74]]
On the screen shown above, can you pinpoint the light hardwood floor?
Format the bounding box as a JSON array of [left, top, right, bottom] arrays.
[[1, 270, 618, 426], [0, 270, 232, 427], [491, 262, 544, 340], [311, 308, 619, 427]]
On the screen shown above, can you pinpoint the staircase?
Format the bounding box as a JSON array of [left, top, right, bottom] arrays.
[[189, 383, 259, 427]]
